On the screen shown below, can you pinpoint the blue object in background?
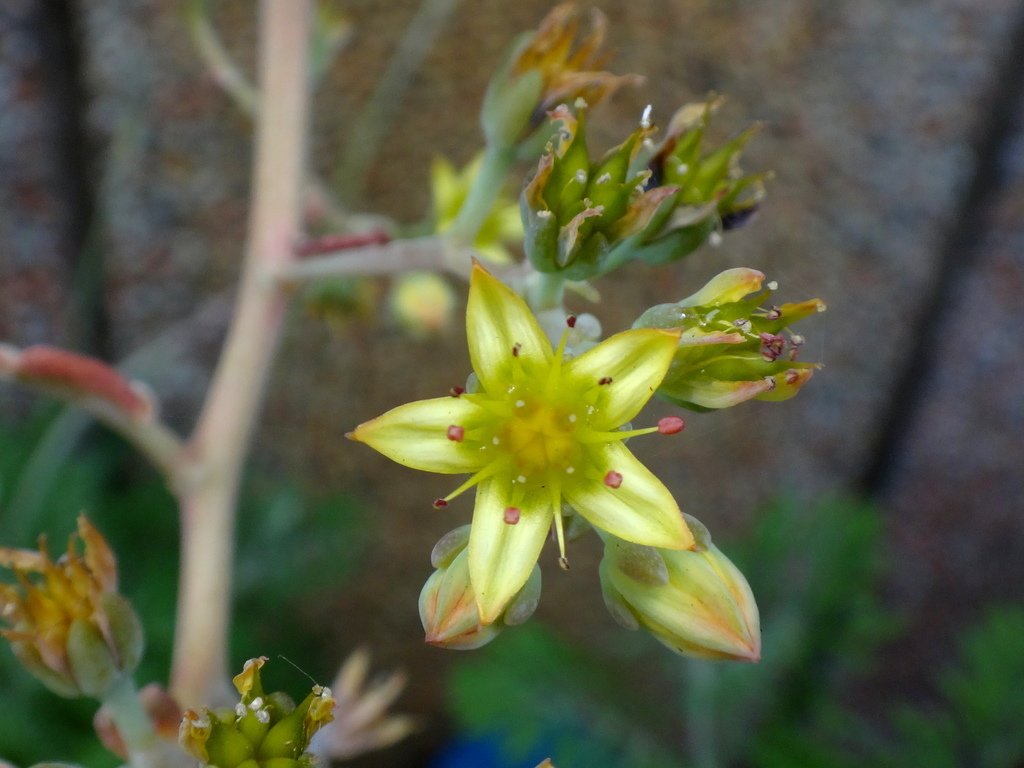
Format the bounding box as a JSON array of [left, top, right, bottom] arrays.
[[431, 734, 553, 768]]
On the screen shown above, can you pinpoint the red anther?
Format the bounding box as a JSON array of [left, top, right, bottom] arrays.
[[603, 470, 623, 489], [432, 498, 448, 509], [566, 314, 577, 328], [657, 416, 685, 435], [784, 369, 801, 384], [598, 376, 613, 385], [759, 333, 785, 362], [449, 386, 465, 398], [512, 342, 522, 357], [503, 506, 521, 525], [446, 425, 465, 442], [766, 306, 782, 321]]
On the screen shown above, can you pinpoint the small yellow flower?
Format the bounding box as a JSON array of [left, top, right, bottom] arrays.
[[350, 265, 694, 623], [0, 515, 143, 698], [431, 154, 522, 264]]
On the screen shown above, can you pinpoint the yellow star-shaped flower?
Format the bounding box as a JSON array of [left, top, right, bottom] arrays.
[[350, 265, 694, 623]]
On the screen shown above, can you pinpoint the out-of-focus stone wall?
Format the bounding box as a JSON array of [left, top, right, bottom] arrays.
[[2, 0, 1022, 760]]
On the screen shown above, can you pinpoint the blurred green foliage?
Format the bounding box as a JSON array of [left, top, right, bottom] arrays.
[[0, 409, 367, 766], [446, 498, 1024, 768]]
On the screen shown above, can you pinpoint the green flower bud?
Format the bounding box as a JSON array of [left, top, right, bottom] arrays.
[[622, 98, 768, 266], [522, 106, 654, 279], [599, 520, 760, 661], [179, 658, 334, 767], [419, 526, 542, 650], [634, 268, 825, 410], [0, 516, 144, 699], [481, 4, 639, 150]]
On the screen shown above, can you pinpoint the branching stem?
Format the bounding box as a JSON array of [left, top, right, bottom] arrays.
[[170, 0, 313, 709]]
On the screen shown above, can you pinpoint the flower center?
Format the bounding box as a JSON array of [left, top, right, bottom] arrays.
[[499, 399, 579, 478]]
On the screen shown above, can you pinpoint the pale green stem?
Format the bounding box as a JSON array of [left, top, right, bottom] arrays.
[[336, 0, 463, 203], [101, 676, 157, 766], [275, 236, 475, 284], [447, 144, 517, 243], [170, 0, 312, 709], [526, 269, 566, 312], [684, 659, 719, 768], [187, 0, 259, 116]]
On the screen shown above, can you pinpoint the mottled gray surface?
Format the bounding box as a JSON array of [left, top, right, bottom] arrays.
[[1, 0, 1022, 760]]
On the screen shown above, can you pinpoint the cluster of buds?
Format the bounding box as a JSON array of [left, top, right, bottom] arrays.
[[634, 268, 825, 409], [522, 98, 764, 280], [0, 515, 143, 699], [179, 656, 335, 768], [633, 97, 767, 264], [419, 526, 541, 650], [481, 3, 640, 153], [599, 515, 760, 661]]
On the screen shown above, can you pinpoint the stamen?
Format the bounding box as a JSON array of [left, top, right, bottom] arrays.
[[641, 103, 653, 128], [579, 425, 658, 443], [440, 464, 499, 504], [604, 470, 623, 489], [784, 369, 801, 384], [449, 386, 464, 398], [432, 499, 448, 509], [657, 416, 685, 435], [566, 314, 577, 328], [558, 556, 571, 571], [447, 425, 465, 442], [766, 306, 782, 320], [512, 342, 522, 357], [550, 484, 567, 564], [504, 506, 521, 525], [598, 376, 613, 386], [255, 709, 270, 724]]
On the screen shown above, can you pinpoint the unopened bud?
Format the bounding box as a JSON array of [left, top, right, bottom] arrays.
[[419, 528, 541, 650], [481, 4, 639, 149], [599, 526, 760, 662], [0, 516, 144, 699]]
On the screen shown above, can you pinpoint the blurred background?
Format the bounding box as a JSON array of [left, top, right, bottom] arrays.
[[1, 0, 1023, 766]]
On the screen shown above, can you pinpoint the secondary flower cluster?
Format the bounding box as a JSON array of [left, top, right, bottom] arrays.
[[179, 656, 335, 768], [635, 267, 825, 409], [0, 515, 143, 699], [351, 265, 767, 658], [522, 98, 765, 280]]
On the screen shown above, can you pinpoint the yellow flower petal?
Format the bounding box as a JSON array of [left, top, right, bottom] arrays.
[[467, 264, 552, 395], [349, 397, 488, 474], [468, 479, 551, 624], [565, 442, 693, 550], [564, 327, 680, 428]]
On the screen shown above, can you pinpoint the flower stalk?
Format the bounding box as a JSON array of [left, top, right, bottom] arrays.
[[171, 0, 313, 709]]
